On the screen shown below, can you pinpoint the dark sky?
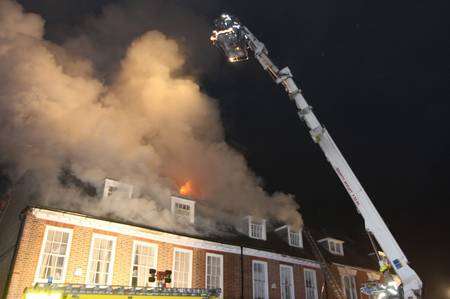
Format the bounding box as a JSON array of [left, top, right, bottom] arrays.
[[7, 0, 450, 298], [208, 1, 450, 297]]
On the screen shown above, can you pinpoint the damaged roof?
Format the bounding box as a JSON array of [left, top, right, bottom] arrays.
[[24, 205, 377, 271]]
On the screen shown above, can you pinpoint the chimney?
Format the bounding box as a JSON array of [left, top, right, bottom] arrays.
[[171, 195, 196, 224]]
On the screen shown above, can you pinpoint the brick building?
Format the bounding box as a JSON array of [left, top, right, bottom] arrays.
[[0, 180, 381, 299], [1, 202, 381, 299], [315, 237, 381, 299], [3, 206, 321, 298]]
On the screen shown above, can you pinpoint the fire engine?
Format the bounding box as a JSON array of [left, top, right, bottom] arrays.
[[22, 269, 220, 299]]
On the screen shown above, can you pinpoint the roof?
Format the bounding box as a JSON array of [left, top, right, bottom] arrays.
[[308, 227, 379, 271], [26, 205, 316, 262], [25, 205, 377, 271], [221, 229, 315, 261]]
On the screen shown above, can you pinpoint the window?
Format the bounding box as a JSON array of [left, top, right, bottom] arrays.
[[86, 234, 116, 285], [252, 260, 269, 299], [342, 275, 358, 299], [130, 241, 157, 287], [288, 229, 303, 248], [107, 186, 117, 196], [249, 218, 266, 240], [304, 269, 318, 299], [35, 226, 72, 283], [206, 253, 223, 297], [172, 248, 192, 288], [175, 202, 191, 216], [280, 265, 295, 299], [250, 222, 263, 239], [318, 238, 344, 255], [330, 241, 336, 251], [102, 179, 133, 200], [328, 240, 343, 255], [171, 196, 195, 223]]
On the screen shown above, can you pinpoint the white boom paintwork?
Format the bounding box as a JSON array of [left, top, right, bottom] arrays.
[[211, 14, 422, 299]]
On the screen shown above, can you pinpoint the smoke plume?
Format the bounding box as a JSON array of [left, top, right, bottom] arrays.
[[0, 0, 302, 233]]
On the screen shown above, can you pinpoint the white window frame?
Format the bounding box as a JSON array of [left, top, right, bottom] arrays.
[[86, 233, 117, 286], [342, 274, 358, 299], [304, 268, 318, 299], [103, 178, 133, 200], [318, 238, 344, 255], [288, 227, 303, 248], [329, 240, 344, 255], [248, 217, 267, 240], [205, 253, 224, 298], [252, 260, 269, 299], [280, 264, 295, 299], [330, 241, 336, 252], [34, 226, 73, 284], [171, 196, 196, 223], [172, 247, 193, 288], [129, 240, 158, 287]]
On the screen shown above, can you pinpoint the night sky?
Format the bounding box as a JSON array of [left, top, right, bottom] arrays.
[[4, 0, 450, 298]]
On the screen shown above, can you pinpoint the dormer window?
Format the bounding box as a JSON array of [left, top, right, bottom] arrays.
[[288, 228, 303, 248], [318, 238, 344, 255], [243, 216, 266, 240], [250, 221, 264, 239], [330, 241, 339, 254], [103, 179, 133, 200], [171, 195, 195, 223], [275, 225, 303, 248]]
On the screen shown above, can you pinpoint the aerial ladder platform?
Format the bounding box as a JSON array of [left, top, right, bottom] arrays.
[[210, 13, 422, 299]]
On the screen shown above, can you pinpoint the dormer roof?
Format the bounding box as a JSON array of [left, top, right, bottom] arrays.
[[318, 237, 345, 256], [274, 225, 303, 248], [242, 216, 267, 240]]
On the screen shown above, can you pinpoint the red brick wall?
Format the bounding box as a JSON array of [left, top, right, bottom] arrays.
[[6, 210, 325, 299], [242, 255, 324, 299], [325, 263, 378, 299], [6, 211, 245, 298], [6, 212, 44, 299]]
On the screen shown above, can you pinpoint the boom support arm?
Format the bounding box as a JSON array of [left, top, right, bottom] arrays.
[[210, 14, 421, 298], [244, 27, 422, 298]]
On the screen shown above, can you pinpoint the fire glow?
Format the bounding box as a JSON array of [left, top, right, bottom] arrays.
[[179, 180, 193, 196]]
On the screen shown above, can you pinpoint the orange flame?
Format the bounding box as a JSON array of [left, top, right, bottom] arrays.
[[179, 180, 193, 196]]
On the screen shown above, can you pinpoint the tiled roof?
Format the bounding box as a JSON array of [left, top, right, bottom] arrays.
[[307, 227, 379, 270], [26, 205, 377, 271]]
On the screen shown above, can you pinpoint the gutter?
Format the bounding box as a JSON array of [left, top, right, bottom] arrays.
[[331, 262, 378, 274]]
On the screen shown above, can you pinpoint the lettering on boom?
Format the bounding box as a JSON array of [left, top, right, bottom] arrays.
[[335, 167, 360, 206]]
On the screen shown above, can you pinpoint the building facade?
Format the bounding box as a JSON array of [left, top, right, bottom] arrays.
[[315, 238, 381, 299], [5, 207, 336, 299]]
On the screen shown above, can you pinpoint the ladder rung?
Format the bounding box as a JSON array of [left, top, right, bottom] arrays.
[[304, 229, 345, 299]]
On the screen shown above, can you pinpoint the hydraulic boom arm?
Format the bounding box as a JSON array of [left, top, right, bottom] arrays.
[[210, 14, 422, 298]]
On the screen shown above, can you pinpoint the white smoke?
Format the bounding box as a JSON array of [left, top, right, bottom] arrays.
[[0, 0, 302, 233]]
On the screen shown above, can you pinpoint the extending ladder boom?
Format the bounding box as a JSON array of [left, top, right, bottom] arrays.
[[210, 13, 422, 298]]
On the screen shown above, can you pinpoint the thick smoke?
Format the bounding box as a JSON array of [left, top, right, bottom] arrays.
[[0, 0, 302, 233]]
